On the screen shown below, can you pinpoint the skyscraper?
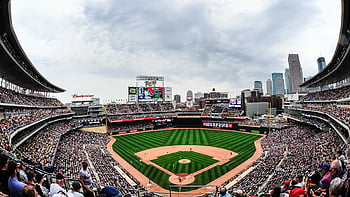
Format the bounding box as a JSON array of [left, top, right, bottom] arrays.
[[266, 79, 272, 95], [317, 57, 326, 72], [288, 54, 304, 92], [317, 57, 329, 89], [272, 73, 285, 95], [254, 81, 263, 94], [285, 68, 290, 93]]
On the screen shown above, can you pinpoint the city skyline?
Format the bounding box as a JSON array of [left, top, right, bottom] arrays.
[[11, 1, 340, 103]]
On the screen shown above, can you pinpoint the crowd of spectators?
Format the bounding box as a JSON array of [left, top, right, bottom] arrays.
[[108, 121, 154, 134], [73, 117, 105, 128], [290, 114, 329, 131], [106, 102, 174, 114], [0, 87, 64, 106], [54, 130, 149, 196], [0, 108, 72, 151], [202, 104, 243, 117], [224, 125, 343, 196], [0, 151, 100, 197], [202, 104, 226, 116], [302, 85, 350, 101], [231, 118, 286, 129], [113, 117, 287, 135], [297, 103, 350, 127], [0, 109, 347, 197], [15, 120, 78, 170], [108, 113, 176, 121]]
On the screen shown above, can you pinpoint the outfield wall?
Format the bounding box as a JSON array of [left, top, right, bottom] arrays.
[[174, 117, 271, 134], [107, 116, 273, 135]]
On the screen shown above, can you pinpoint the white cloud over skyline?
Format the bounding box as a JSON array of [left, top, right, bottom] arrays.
[[10, 0, 341, 103]]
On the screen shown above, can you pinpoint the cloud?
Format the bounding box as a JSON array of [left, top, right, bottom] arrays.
[[10, 0, 340, 103]]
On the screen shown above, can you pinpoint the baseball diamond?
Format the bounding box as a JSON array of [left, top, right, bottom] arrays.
[[108, 128, 263, 193]]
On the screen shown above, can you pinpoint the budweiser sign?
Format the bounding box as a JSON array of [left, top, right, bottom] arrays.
[[72, 94, 94, 98]]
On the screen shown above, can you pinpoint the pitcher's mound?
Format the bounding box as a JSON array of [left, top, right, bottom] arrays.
[[179, 159, 191, 164]]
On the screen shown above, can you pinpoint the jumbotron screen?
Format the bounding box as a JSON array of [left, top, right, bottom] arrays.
[[229, 98, 241, 108], [138, 87, 164, 102]]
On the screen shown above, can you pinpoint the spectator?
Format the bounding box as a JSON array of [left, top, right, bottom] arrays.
[[35, 173, 48, 197], [25, 169, 35, 185], [49, 173, 68, 196], [98, 186, 121, 197], [320, 160, 343, 190], [79, 161, 94, 197], [295, 175, 305, 189], [8, 160, 25, 197], [270, 185, 281, 197], [329, 178, 343, 197], [219, 187, 231, 197], [281, 181, 291, 195], [0, 154, 10, 194], [319, 164, 330, 178], [68, 182, 83, 197], [23, 185, 38, 197], [18, 162, 27, 183], [289, 180, 306, 197]]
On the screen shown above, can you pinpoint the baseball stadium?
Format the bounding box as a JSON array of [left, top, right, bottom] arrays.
[[1, 0, 350, 197]]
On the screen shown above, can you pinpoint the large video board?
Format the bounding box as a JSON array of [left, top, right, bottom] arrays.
[[138, 87, 164, 102], [229, 98, 242, 108]]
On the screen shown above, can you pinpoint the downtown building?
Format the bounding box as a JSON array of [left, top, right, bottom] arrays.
[[272, 73, 285, 95], [317, 57, 326, 72], [254, 81, 263, 94], [285, 68, 290, 93], [266, 79, 272, 95], [288, 54, 304, 92]]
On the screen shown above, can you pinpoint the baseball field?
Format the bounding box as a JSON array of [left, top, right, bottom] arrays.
[[112, 128, 262, 190]]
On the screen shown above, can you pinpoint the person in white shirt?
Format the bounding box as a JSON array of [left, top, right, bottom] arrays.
[[68, 182, 83, 197], [49, 173, 69, 197], [79, 161, 94, 197]]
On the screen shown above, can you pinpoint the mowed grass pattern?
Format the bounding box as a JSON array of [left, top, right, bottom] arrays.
[[152, 151, 218, 174], [112, 129, 262, 190]]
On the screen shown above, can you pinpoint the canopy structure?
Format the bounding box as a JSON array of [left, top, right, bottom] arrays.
[[301, 0, 350, 88], [0, 0, 65, 93]]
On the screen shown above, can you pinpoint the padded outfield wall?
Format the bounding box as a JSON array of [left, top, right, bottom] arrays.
[[173, 117, 270, 134]]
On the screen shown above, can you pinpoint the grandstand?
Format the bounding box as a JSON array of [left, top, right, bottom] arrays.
[[1, 0, 350, 196]]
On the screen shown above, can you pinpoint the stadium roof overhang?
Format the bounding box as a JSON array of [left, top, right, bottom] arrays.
[[0, 0, 65, 93], [301, 0, 350, 88]]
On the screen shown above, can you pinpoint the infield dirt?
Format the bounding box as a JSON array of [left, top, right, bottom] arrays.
[[106, 129, 264, 197]]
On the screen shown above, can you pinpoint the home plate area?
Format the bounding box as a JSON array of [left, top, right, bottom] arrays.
[[134, 145, 237, 185]]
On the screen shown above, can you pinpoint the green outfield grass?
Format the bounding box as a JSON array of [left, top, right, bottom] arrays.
[[152, 151, 218, 174], [112, 128, 262, 190]]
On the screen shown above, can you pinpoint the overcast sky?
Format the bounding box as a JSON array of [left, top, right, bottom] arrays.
[[11, 0, 340, 103]]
